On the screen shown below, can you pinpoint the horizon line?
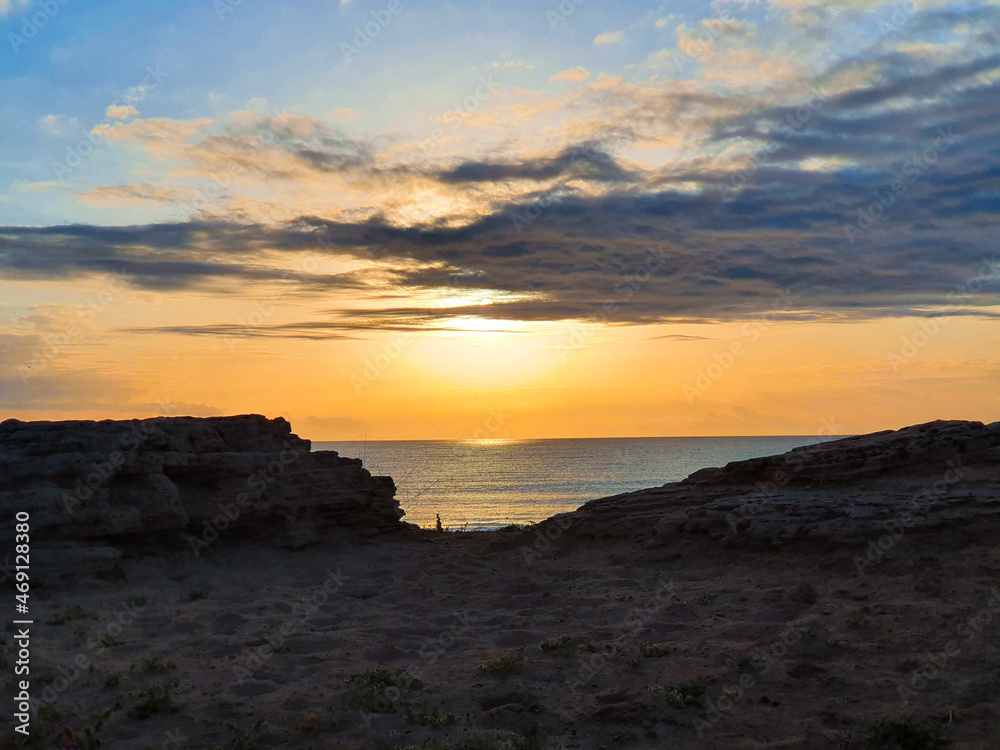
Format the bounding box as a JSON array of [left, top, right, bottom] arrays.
[[311, 433, 853, 443]]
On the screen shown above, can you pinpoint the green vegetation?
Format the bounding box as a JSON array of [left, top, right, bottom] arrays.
[[374, 730, 554, 750], [865, 718, 945, 749], [725, 653, 758, 672], [343, 667, 419, 714], [649, 680, 708, 708], [476, 647, 525, 676], [405, 703, 458, 726], [461, 731, 551, 750], [128, 680, 178, 719], [846, 612, 873, 628], [349, 667, 417, 690], [539, 636, 574, 654], [638, 642, 670, 658], [203, 720, 268, 750], [52, 707, 115, 750], [292, 712, 325, 735], [52, 605, 96, 625], [138, 656, 176, 673]]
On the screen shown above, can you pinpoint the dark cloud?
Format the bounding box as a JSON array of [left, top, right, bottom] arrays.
[[438, 143, 635, 184]]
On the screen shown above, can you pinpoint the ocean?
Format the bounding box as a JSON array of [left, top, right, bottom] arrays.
[[315, 435, 840, 530]]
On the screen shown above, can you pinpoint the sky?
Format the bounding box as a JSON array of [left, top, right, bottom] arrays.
[[1, 0, 999, 440]]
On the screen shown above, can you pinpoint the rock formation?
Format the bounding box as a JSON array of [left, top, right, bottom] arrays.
[[533, 419, 1000, 549], [0, 415, 403, 576]]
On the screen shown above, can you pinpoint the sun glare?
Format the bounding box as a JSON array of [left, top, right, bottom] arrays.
[[411, 318, 560, 387]]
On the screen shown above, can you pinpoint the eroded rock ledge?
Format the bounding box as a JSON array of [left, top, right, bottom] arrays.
[[534, 419, 1000, 550], [0, 415, 402, 575]]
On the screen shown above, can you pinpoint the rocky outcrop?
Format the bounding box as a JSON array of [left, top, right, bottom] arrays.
[[533, 419, 1000, 549], [0, 415, 403, 573]]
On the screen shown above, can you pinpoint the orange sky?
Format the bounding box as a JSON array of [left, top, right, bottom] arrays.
[[5, 271, 998, 439]]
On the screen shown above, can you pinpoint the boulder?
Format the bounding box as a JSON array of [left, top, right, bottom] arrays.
[[531, 419, 1000, 549], [0, 415, 403, 557]]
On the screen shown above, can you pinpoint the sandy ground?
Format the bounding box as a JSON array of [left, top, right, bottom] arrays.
[[3, 525, 999, 749]]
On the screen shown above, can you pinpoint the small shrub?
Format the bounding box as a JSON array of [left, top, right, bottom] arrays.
[[292, 712, 324, 735], [725, 653, 757, 672], [477, 647, 525, 676], [139, 657, 176, 673], [348, 667, 416, 690], [539, 636, 574, 654], [461, 729, 550, 750], [129, 681, 178, 719], [52, 707, 115, 750], [649, 680, 707, 708], [865, 718, 945, 749], [846, 613, 873, 629], [207, 720, 268, 750], [343, 667, 418, 714], [405, 703, 457, 726], [187, 590, 207, 601], [52, 605, 96, 625], [639, 642, 670, 658]]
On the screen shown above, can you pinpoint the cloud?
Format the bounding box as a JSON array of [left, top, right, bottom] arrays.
[[436, 143, 635, 184], [4, 3, 999, 335], [15, 181, 61, 193], [594, 31, 625, 45], [38, 114, 80, 137], [106, 104, 140, 120], [92, 117, 213, 145], [484, 60, 536, 70], [119, 323, 361, 340], [549, 67, 591, 83], [0, 0, 28, 18], [328, 107, 362, 121], [80, 183, 205, 208]]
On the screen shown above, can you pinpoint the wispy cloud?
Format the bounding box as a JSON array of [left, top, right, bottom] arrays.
[[38, 114, 79, 137], [594, 31, 625, 45], [549, 67, 591, 83], [0, 0, 29, 18], [106, 105, 140, 120]]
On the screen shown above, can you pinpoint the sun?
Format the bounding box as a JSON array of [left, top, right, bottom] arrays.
[[410, 317, 561, 387]]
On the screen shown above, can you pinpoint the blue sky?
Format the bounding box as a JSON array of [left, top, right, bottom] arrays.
[[0, 0, 799, 224]]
